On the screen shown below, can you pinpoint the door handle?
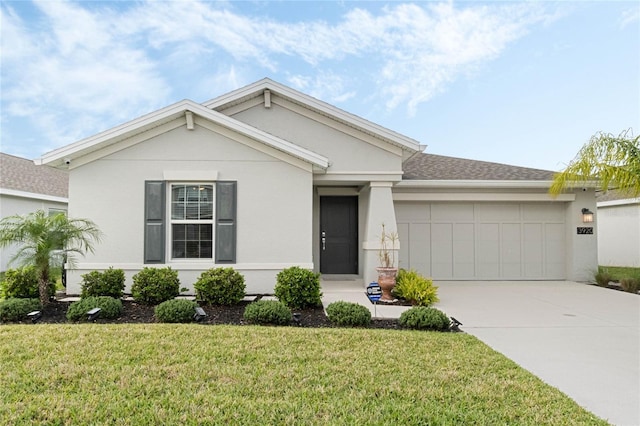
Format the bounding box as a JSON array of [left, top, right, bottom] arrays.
[[321, 231, 326, 251]]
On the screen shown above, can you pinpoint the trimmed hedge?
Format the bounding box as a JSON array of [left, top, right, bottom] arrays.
[[243, 300, 292, 325], [155, 299, 198, 323], [325, 301, 371, 327], [0, 298, 41, 323], [399, 307, 451, 331], [194, 267, 246, 305], [131, 267, 180, 305], [66, 296, 123, 322], [274, 266, 322, 309], [81, 267, 126, 298]]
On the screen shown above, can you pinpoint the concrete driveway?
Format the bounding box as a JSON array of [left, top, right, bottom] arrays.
[[433, 281, 639, 426], [322, 280, 640, 426]]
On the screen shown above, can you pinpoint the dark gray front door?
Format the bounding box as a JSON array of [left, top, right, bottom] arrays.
[[320, 196, 358, 274]]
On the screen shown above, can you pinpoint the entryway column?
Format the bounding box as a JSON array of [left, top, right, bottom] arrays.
[[362, 181, 399, 287]]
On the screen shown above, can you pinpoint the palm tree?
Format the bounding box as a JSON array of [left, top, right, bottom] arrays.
[[550, 129, 640, 196], [0, 210, 102, 305]]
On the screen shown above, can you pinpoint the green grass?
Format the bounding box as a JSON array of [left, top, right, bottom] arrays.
[[599, 265, 640, 281], [0, 325, 606, 425]]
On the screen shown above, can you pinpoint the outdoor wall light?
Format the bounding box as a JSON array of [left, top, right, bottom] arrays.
[[581, 208, 594, 223], [193, 307, 207, 322], [87, 307, 101, 321], [27, 310, 42, 324], [449, 316, 463, 332], [292, 312, 301, 326]]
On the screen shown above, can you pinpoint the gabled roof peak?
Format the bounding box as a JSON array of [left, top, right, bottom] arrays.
[[204, 78, 422, 153]]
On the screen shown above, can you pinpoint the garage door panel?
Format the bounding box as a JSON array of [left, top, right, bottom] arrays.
[[545, 223, 565, 278], [395, 203, 430, 222], [431, 223, 453, 278], [410, 223, 430, 276], [523, 203, 564, 221], [432, 203, 473, 221], [477, 204, 520, 221], [477, 223, 500, 277], [453, 223, 475, 277]]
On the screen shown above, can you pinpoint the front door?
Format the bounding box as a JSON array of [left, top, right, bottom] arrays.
[[320, 196, 358, 274]]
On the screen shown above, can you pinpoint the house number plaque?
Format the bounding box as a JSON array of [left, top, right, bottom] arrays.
[[577, 227, 593, 235]]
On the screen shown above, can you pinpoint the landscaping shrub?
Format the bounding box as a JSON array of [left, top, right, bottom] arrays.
[[155, 299, 198, 323], [393, 269, 439, 306], [131, 267, 180, 305], [274, 266, 322, 309], [594, 270, 613, 287], [399, 307, 451, 331], [81, 267, 126, 298], [620, 277, 640, 294], [0, 298, 41, 322], [194, 267, 246, 305], [243, 300, 292, 325], [0, 266, 55, 299], [66, 296, 123, 321], [325, 301, 371, 327]]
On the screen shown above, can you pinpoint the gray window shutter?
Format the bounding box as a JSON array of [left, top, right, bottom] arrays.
[[216, 181, 237, 263], [144, 181, 165, 263]]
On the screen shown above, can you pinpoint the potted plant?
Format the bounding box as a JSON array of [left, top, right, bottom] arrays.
[[377, 223, 399, 301]]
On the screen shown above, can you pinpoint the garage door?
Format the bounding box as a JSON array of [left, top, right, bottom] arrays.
[[395, 202, 565, 280]]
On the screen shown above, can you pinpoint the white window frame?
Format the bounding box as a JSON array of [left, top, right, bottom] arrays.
[[167, 183, 215, 261]]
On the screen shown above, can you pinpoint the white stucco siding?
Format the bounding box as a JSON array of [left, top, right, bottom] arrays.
[[230, 102, 403, 173], [597, 202, 640, 267], [65, 123, 313, 294], [0, 195, 68, 271]]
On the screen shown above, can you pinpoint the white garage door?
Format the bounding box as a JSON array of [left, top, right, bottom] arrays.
[[395, 202, 565, 280]]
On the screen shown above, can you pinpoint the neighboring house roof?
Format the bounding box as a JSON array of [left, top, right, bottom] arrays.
[[204, 78, 423, 153], [402, 153, 556, 181], [37, 100, 330, 170], [0, 153, 68, 199], [596, 189, 640, 205]]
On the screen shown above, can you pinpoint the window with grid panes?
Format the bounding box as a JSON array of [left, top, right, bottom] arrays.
[[170, 184, 213, 259]]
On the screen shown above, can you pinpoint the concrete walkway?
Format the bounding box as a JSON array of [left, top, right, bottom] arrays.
[[321, 279, 640, 426]]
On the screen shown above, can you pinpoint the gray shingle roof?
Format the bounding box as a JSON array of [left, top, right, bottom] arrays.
[[0, 153, 68, 198], [403, 153, 555, 181]]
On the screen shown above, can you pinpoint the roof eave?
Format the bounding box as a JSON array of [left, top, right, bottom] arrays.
[[37, 99, 329, 170], [204, 78, 422, 153], [397, 180, 557, 189]]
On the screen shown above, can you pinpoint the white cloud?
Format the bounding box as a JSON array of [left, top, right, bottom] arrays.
[[620, 7, 640, 29], [1, 0, 554, 155]]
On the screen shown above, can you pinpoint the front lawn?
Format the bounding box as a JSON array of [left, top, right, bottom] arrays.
[[0, 325, 606, 425]]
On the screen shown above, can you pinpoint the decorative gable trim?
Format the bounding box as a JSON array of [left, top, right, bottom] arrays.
[[204, 78, 422, 153], [37, 100, 329, 171]]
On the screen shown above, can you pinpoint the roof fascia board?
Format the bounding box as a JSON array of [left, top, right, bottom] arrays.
[[187, 104, 329, 169], [0, 188, 68, 203], [38, 99, 329, 170], [393, 192, 575, 202], [396, 180, 558, 189], [273, 96, 404, 156], [195, 118, 315, 173], [66, 119, 185, 169], [597, 198, 640, 207], [37, 100, 194, 166], [204, 78, 421, 152]]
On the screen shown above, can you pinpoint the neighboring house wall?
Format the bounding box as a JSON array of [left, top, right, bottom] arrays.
[[597, 199, 640, 267], [0, 153, 69, 272], [65, 119, 314, 295], [0, 194, 67, 271]]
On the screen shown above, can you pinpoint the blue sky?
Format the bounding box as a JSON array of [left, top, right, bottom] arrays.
[[1, 1, 638, 171]]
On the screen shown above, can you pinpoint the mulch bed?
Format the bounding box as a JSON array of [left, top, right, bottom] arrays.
[[16, 297, 401, 329]]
